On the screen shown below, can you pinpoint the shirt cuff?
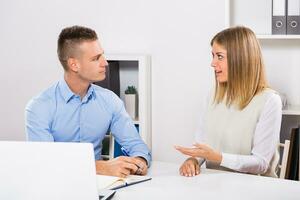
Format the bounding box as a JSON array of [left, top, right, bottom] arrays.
[[131, 152, 152, 167], [220, 152, 238, 170], [198, 157, 206, 167]]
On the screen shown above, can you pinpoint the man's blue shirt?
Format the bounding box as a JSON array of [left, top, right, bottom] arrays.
[[25, 79, 151, 164]]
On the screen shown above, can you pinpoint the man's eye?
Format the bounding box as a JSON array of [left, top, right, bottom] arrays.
[[93, 56, 100, 61]]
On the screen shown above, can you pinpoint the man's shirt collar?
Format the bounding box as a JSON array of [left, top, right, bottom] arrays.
[[58, 79, 95, 103]]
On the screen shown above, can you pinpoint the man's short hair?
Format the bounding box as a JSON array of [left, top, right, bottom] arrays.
[[57, 25, 98, 71]]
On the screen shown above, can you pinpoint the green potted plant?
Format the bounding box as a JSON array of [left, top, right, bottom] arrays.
[[124, 86, 138, 119]]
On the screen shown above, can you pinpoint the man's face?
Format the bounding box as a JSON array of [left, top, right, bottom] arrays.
[[73, 40, 108, 83]]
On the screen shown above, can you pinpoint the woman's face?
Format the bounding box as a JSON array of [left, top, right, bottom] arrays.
[[211, 42, 228, 83]]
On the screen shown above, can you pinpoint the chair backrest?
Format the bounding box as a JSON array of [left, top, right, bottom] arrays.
[[278, 140, 290, 179]]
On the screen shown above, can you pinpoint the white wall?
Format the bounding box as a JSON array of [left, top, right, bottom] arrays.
[[261, 40, 300, 105], [2, 0, 300, 164], [0, 0, 227, 163]]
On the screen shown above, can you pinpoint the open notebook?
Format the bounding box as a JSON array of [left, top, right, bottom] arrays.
[[96, 174, 152, 191]]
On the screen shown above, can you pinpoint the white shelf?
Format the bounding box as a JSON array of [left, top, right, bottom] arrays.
[[101, 155, 110, 159], [99, 54, 151, 160], [257, 35, 300, 39], [102, 133, 114, 160], [225, 0, 300, 40], [105, 54, 151, 148], [282, 105, 300, 116], [132, 118, 139, 125]]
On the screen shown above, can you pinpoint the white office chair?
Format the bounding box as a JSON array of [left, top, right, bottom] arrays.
[[278, 140, 290, 179]]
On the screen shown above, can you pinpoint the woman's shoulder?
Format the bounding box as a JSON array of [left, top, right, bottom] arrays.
[[256, 88, 280, 99], [259, 88, 282, 109], [246, 88, 281, 111]]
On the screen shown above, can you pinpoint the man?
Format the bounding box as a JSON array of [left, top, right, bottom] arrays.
[[25, 25, 151, 177]]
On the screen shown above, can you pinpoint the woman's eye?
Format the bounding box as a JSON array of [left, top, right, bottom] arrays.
[[217, 55, 223, 60]]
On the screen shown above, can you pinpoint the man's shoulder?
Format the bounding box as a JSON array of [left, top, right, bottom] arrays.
[[92, 84, 119, 100], [26, 82, 59, 110], [91, 84, 123, 111]]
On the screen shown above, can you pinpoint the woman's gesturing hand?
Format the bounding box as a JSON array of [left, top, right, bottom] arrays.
[[175, 143, 222, 164]]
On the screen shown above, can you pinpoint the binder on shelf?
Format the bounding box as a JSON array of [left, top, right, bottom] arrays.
[[287, 0, 300, 34], [272, 0, 287, 34]]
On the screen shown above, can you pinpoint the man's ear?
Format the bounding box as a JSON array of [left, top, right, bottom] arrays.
[[67, 58, 79, 72]]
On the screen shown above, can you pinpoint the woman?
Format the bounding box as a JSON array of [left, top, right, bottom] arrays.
[[175, 26, 282, 177]]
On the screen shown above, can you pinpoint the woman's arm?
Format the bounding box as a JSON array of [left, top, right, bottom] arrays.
[[176, 93, 282, 175]]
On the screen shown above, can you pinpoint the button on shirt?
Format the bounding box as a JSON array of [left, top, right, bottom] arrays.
[[25, 79, 151, 164]]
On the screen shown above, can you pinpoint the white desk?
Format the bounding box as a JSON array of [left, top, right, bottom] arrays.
[[113, 161, 300, 200]]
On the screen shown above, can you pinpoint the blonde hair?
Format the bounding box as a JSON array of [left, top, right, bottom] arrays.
[[210, 26, 268, 109]]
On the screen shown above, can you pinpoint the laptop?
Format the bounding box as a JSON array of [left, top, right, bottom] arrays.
[[0, 141, 115, 200]]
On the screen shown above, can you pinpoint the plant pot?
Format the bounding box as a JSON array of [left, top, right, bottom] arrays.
[[125, 94, 137, 119]]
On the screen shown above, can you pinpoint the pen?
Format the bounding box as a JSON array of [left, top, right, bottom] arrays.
[[120, 146, 129, 156], [121, 146, 143, 175]]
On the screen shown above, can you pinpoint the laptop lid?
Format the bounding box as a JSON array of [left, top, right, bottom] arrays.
[[0, 141, 99, 200]]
